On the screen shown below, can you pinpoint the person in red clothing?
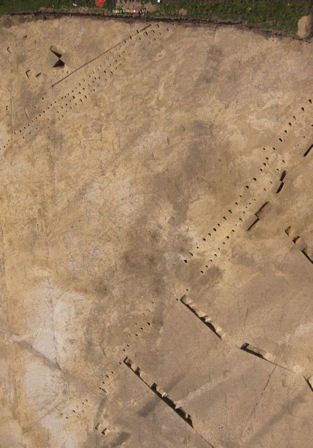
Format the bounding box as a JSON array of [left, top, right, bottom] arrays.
[[96, 0, 106, 7]]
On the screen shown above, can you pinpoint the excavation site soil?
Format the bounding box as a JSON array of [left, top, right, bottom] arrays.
[[0, 15, 313, 448]]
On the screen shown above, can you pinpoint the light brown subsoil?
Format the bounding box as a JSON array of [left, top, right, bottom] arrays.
[[0, 16, 312, 448]]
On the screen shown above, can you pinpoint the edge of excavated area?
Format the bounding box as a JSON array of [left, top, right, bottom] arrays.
[[2, 10, 312, 43]]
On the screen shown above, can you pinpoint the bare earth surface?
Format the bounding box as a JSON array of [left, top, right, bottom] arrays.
[[0, 16, 312, 448]]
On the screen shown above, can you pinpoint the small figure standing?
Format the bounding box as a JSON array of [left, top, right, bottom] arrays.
[[96, 0, 106, 7]]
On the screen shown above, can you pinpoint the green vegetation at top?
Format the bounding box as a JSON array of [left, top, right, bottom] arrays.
[[144, 0, 312, 34], [0, 0, 116, 15], [0, 0, 312, 36]]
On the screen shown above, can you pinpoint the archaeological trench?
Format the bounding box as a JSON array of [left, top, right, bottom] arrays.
[[0, 14, 313, 448]]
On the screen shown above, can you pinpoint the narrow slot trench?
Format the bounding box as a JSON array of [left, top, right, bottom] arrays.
[[302, 249, 313, 264], [247, 201, 269, 231], [247, 217, 259, 231], [255, 201, 269, 218], [285, 226, 291, 236], [152, 384, 193, 427], [124, 357, 194, 428], [304, 144, 313, 157], [53, 59, 65, 68], [280, 170, 287, 182], [240, 343, 276, 365], [241, 343, 264, 359], [276, 171, 287, 194], [50, 46, 62, 58], [276, 182, 284, 194], [181, 296, 225, 339], [305, 376, 313, 392]]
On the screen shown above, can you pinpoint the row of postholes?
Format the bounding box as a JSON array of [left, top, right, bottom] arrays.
[[123, 108, 313, 443], [120, 98, 313, 445], [122, 104, 313, 445], [182, 100, 313, 273], [83, 28, 313, 445], [0, 23, 171, 151], [1, 23, 313, 444], [0, 22, 173, 440], [0, 23, 177, 442]]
